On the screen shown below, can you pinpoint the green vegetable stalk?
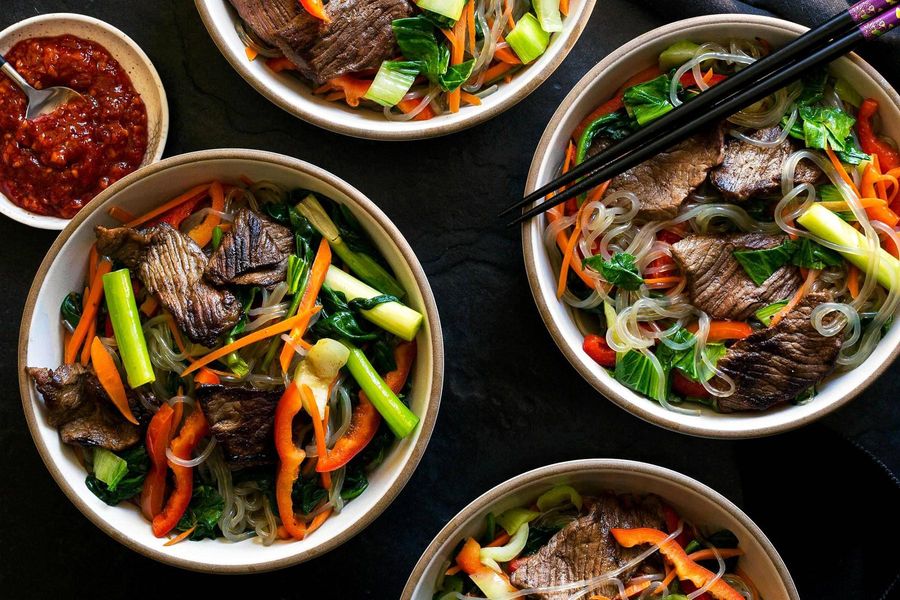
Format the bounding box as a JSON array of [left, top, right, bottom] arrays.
[[341, 340, 419, 438], [102, 269, 155, 387], [325, 266, 423, 341], [295, 194, 406, 298]]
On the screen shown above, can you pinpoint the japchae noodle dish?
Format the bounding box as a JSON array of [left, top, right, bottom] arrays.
[[433, 485, 757, 599], [28, 180, 424, 544], [228, 0, 568, 120], [548, 38, 900, 413]]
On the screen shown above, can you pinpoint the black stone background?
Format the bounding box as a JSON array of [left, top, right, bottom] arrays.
[[1, 1, 898, 598]]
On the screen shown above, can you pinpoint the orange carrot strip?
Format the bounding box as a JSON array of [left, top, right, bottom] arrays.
[[560, 0, 569, 16], [91, 337, 139, 425], [193, 367, 220, 386], [503, 0, 515, 29], [108, 206, 136, 223], [770, 269, 819, 327], [279, 239, 332, 372], [483, 60, 516, 83], [585, 180, 611, 204], [466, 0, 476, 52], [445, 565, 462, 576], [494, 45, 522, 64], [460, 91, 482, 106], [825, 143, 861, 198], [126, 184, 211, 228], [266, 56, 297, 72], [164, 313, 189, 356], [88, 243, 99, 283], [556, 216, 583, 298], [847, 264, 860, 299], [643, 276, 683, 287], [687, 548, 745, 561], [547, 206, 595, 289], [397, 98, 436, 120], [65, 259, 113, 364], [182, 306, 320, 376], [485, 532, 511, 547], [244, 46, 258, 61], [654, 565, 677, 595], [623, 580, 652, 597], [163, 525, 196, 546], [79, 302, 97, 366], [140, 295, 159, 317], [448, 6, 468, 114]]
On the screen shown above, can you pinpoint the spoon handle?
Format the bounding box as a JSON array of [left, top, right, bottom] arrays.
[[0, 55, 34, 95]]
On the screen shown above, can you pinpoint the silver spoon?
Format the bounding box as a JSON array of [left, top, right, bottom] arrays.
[[0, 54, 84, 120]]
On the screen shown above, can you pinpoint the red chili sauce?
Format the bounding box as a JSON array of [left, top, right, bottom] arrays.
[[0, 35, 148, 218]]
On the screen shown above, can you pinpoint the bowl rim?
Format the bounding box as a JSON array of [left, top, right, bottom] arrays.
[[400, 458, 799, 599], [522, 14, 900, 439], [0, 12, 170, 231], [193, 0, 597, 141], [16, 148, 444, 573]]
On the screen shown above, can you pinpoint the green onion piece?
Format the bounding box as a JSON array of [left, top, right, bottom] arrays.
[[797, 204, 900, 290], [211, 226, 224, 251], [506, 13, 550, 65], [102, 269, 155, 387], [295, 194, 406, 298], [496, 507, 540, 535], [341, 340, 419, 438], [533, 0, 562, 33], [363, 61, 417, 107], [414, 0, 466, 21], [658, 40, 701, 71], [325, 266, 423, 341], [93, 448, 128, 491], [536, 484, 583, 512]]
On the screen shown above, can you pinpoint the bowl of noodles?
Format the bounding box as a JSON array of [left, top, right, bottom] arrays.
[[523, 15, 900, 438], [18, 149, 443, 571], [194, 0, 596, 140], [403, 459, 798, 599]]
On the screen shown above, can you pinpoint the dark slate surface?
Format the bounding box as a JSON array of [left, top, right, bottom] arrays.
[[1, 0, 898, 598]]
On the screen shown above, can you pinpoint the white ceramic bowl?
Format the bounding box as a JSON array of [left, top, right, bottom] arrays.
[[0, 13, 169, 230], [194, 0, 596, 140], [403, 459, 799, 599], [523, 15, 900, 439], [18, 149, 444, 572]]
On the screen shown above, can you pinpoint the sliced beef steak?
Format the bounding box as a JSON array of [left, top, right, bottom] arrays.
[[205, 208, 294, 288], [274, 0, 414, 84], [196, 385, 281, 468], [589, 125, 724, 221], [710, 126, 822, 200], [96, 223, 242, 347], [510, 494, 665, 600], [716, 292, 841, 411], [671, 233, 801, 321], [28, 364, 145, 451], [228, 0, 297, 46]]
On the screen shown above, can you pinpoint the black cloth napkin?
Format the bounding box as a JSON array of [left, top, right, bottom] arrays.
[[630, 0, 900, 83]]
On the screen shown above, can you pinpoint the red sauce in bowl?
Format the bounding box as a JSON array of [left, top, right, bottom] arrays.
[[0, 35, 148, 219]]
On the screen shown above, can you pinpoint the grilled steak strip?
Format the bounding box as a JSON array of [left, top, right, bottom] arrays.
[[589, 125, 725, 221], [28, 364, 147, 451], [716, 292, 841, 412], [510, 494, 666, 600], [710, 126, 822, 201], [96, 223, 242, 347], [671, 233, 802, 321], [205, 208, 294, 288], [228, 0, 297, 47], [274, 0, 414, 85], [195, 385, 282, 468]]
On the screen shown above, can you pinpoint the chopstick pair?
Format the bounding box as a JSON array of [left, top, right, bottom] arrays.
[[503, 0, 900, 226]]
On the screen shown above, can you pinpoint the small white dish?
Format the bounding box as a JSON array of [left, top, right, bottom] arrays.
[[0, 13, 169, 230]]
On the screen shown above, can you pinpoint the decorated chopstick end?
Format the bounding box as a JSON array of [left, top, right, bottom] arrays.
[[858, 6, 900, 39], [850, 0, 898, 24]]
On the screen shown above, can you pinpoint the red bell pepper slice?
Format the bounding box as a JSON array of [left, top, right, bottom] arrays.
[[679, 70, 727, 89], [151, 407, 210, 537], [317, 341, 417, 472], [661, 503, 694, 549], [456, 537, 484, 574], [140, 403, 176, 520], [300, 0, 330, 22], [858, 99, 900, 171], [273, 382, 308, 539], [610, 527, 743, 600], [583, 334, 616, 367], [672, 371, 711, 399]]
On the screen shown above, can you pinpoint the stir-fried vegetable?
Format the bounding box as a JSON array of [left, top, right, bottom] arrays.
[[324, 266, 423, 341], [152, 408, 209, 537], [102, 269, 155, 387]]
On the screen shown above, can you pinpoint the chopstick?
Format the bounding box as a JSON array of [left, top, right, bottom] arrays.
[[506, 2, 900, 225]]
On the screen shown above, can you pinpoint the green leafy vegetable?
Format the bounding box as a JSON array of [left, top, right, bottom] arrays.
[[795, 69, 827, 107], [575, 110, 637, 164], [584, 252, 644, 291], [369, 334, 398, 374], [60, 292, 83, 330], [656, 327, 725, 383], [523, 524, 566, 556], [293, 476, 328, 514], [733, 240, 798, 286], [364, 61, 419, 107], [390, 16, 473, 91], [347, 294, 400, 311], [792, 238, 843, 270], [439, 59, 476, 92], [785, 105, 870, 164], [754, 300, 789, 326], [85, 446, 149, 506], [341, 466, 369, 501], [313, 285, 379, 342], [615, 350, 665, 401], [211, 225, 224, 251], [176, 485, 224, 540], [223, 287, 259, 377], [623, 75, 677, 126]]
